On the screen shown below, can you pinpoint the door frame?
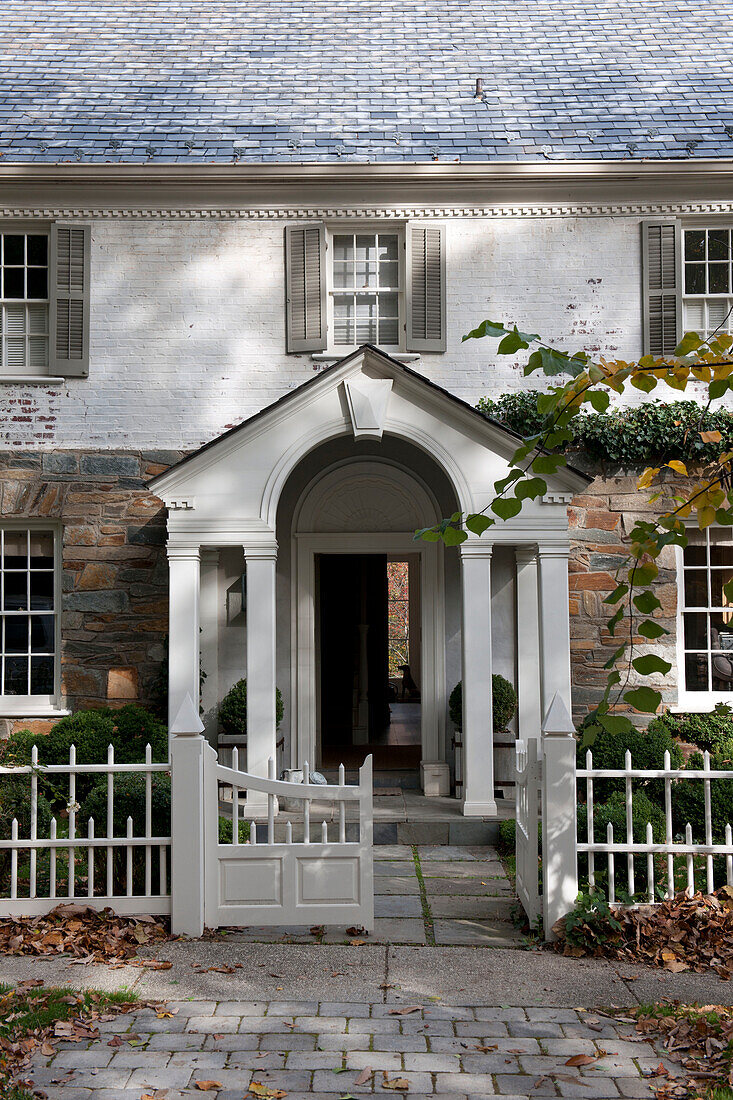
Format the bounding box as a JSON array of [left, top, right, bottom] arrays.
[[291, 532, 446, 782]]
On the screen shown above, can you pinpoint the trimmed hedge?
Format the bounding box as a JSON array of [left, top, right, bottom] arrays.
[[448, 675, 518, 733], [650, 711, 733, 754], [219, 679, 284, 737]]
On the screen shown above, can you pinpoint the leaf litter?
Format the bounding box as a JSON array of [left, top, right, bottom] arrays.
[[0, 902, 170, 965], [553, 888, 733, 978]]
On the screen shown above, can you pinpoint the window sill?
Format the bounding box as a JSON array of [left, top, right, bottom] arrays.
[[672, 695, 733, 714], [0, 376, 66, 385], [0, 705, 70, 719], [311, 351, 421, 364]]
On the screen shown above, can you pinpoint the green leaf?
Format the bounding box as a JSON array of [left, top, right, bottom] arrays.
[[709, 377, 730, 400], [494, 469, 524, 494], [531, 453, 565, 475], [465, 513, 494, 536], [633, 590, 661, 613], [515, 477, 548, 501], [631, 654, 672, 676], [442, 526, 468, 546], [598, 714, 634, 735], [414, 527, 440, 543], [674, 332, 704, 356], [604, 583, 629, 605], [491, 497, 523, 521], [630, 373, 658, 393], [637, 619, 669, 639], [588, 390, 610, 413], [606, 607, 624, 636], [498, 327, 531, 355], [463, 320, 510, 342], [623, 686, 662, 713], [525, 346, 587, 378], [632, 562, 658, 585], [604, 643, 628, 668]]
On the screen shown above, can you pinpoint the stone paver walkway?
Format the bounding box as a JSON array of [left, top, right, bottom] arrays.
[[222, 845, 524, 947], [27, 999, 669, 1099]]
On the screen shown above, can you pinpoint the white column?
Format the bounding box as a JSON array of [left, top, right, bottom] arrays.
[[538, 545, 573, 722], [199, 549, 220, 741], [515, 548, 542, 742], [460, 543, 497, 817], [244, 544, 278, 814], [167, 544, 201, 738]]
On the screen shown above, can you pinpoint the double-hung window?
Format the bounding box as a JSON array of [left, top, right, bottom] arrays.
[[677, 526, 733, 707], [0, 231, 50, 374], [0, 525, 60, 712], [682, 227, 733, 340], [330, 231, 402, 351], [0, 223, 90, 379]]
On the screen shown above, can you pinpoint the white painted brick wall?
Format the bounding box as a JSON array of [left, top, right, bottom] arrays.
[[0, 214, 673, 450]]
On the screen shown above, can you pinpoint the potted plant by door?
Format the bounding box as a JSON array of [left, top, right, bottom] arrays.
[[448, 674, 518, 798]]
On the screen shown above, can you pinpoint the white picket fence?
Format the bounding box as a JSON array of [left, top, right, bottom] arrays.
[[514, 697, 733, 939], [578, 748, 733, 903], [514, 738, 541, 927], [0, 744, 171, 918]]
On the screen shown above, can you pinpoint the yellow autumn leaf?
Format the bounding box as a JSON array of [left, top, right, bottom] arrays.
[[700, 430, 723, 443], [666, 460, 688, 476], [249, 1085, 287, 1099], [637, 467, 660, 490], [697, 506, 717, 529]]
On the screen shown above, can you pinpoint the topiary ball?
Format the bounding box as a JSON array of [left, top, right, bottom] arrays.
[[448, 674, 518, 733], [219, 678, 284, 737]]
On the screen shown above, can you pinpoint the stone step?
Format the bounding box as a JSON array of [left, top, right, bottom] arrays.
[[232, 817, 504, 846]]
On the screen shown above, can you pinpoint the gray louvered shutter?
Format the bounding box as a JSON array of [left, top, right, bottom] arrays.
[[49, 223, 91, 376], [285, 224, 327, 353], [642, 221, 681, 357], [405, 222, 446, 353]]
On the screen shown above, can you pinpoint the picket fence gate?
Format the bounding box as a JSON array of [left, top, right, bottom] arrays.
[[0, 697, 375, 936], [514, 738, 541, 928]]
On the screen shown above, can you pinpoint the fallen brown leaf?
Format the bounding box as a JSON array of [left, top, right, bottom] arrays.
[[249, 1084, 287, 1098], [194, 1082, 222, 1092], [382, 1072, 410, 1091], [354, 1067, 372, 1085], [388, 1006, 421, 1015], [565, 1054, 599, 1067]]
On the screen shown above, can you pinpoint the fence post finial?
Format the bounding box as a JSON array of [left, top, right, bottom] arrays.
[[170, 693, 205, 737]]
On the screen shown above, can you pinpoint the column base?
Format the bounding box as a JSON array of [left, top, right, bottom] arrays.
[[243, 793, 279, 819], [462, 799, 498, 817], [420, 761, 450, 797]]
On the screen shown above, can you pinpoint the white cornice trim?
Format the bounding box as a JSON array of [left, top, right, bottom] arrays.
[[4, 202, 733, 220]]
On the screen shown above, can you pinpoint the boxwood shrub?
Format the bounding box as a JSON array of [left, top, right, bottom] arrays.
[[448, 675, 518, 733]]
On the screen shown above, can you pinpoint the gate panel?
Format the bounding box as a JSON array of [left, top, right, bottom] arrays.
[[515, 738, 541, 928]]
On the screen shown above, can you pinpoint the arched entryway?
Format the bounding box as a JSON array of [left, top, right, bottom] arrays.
[[277, 449, 458, 796]]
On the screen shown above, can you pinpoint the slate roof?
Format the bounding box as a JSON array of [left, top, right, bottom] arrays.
[[4, 0, 733, 164]]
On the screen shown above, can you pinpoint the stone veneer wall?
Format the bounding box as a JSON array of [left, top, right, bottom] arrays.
[[0, 450, 183, 736], [568, 472, 679, 723]]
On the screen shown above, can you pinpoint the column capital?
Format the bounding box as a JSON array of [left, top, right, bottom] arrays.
[[167, 542, 201, 561], [514, 545, 539, 565], [243, 542, 278, 561], [200, 548, 220, 565], [537, 542, 570, 559], [459, 540, 493, 560]]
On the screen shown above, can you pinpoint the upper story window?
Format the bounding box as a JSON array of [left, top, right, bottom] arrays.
[[330, 231, 402, 350], [0, 232, 49, 374], [0, 525, 59, 711], [683, 227, 733, 339], [678, 527, 733, 704]]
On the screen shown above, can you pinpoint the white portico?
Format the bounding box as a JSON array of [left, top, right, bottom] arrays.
[[150, 346, 587, 817]]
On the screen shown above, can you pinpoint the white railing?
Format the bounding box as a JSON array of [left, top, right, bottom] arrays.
[[515, 738, 541, 927], [204, 750, 374, 931], [0, 744, 171, 918], [578, 748, 733, 904]]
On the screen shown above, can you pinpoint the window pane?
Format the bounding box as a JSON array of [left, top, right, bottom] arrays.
[[685, 264, 706, 294], [684, 569, 708, 606], [26, 236, 47, 265], [29, 532, 53, 565], [28, 336, 47, 368], [4, 656, 28, 695], [708, 229, 730, 261], [685, 651, 709, 691], [355, 294, 377, 343], [711, 612, 733, 648], [3, 572, 26, 611], [379, 260, 399, 288], [3, 532, 27, 570], [30, 615, 54, 653], [333, 297, 353, 345], [379, 292, 399, 344], [333, 263, 352, 289], [355, 234, 377, 288], [26, 268, 47, 299], [28, 304, 47, 335], [333, 235, 353, 263], [684, 611, 707, 649], [684, 529, 707, 566], [712, 650, 733, 689], [685, 230, 705, 260], [709, 263, 730, 294], [30, 656, 54, 694], [710, 568, 733, 606], [5, 616, 28, 653], [3, 267, 24, 299], [29, 572, 53, 610], [3, 236, 24, 265], [710, 528, 733, 566]]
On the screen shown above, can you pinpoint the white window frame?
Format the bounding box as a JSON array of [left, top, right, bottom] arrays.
[[681, 222, 733, 340], [0, 224, 51, 378], [324, 223, 406, 356], [675, 526, 733, 712], [0, 521, 65, 718]]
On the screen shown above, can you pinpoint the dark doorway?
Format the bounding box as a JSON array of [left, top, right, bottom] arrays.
[[317, 553, 421, 771]]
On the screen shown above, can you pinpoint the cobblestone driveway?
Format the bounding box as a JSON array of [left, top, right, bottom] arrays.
[[28, 999, 666, 1099]]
